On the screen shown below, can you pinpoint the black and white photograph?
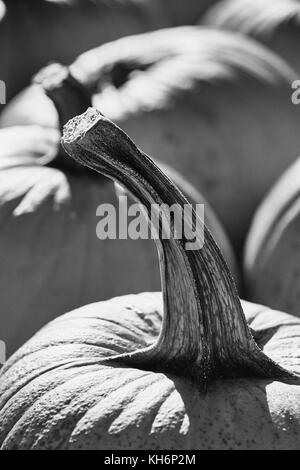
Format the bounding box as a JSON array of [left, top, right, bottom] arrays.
[[0, 0, 299, 453]]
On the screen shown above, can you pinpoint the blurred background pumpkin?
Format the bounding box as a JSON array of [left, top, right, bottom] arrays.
[[202, 0, 300, 76], [244, 157, 300, 317], [0, 0, 214, 101]]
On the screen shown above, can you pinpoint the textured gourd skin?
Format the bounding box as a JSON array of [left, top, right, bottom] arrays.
[[244, 158, 300, 317], [202, 0, 300, 76], [0, 293, 299, 450], [0, 0, 210, 100]]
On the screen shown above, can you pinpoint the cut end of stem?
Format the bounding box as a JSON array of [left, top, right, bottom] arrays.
[[62, 107, 103, 144]]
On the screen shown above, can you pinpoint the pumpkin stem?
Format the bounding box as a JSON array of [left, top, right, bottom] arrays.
[[33, 63, 92, 171], [34, 63, 92, 132], [62, 108, 294, 387]]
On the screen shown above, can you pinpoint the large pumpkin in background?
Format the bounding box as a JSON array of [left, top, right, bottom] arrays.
[[244, 157, 300, 318], [2, 27, 300, 254], [0, 110, 298, 450], [0, 125, 235, 357], [202, 0, 300, 76], [0, 0, 212, 100], [69, 27, 300, 253]]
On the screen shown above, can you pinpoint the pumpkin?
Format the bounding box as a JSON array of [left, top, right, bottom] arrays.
[[0, 0, 210, 101], [0, 108, 298, 450], [202, 0, 300, 76], [6, 26, 300, 253], [0, 125, 235, 357], [0, 124, 59, 164], [0, 62, 91, 131], [71, 27, 300, 253], [0, 63, 92, 173], [244, 157, 300, 318]]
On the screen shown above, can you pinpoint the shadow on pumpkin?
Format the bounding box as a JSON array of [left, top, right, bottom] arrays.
[[140, 372, 300, 450], [70, 352, 300, 450]]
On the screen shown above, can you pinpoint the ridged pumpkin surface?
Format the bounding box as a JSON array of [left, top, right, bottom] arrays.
[[0, 294, 299, 450]]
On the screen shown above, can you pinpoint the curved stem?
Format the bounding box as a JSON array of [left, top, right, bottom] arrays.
[[62, 108, 294, 386]]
